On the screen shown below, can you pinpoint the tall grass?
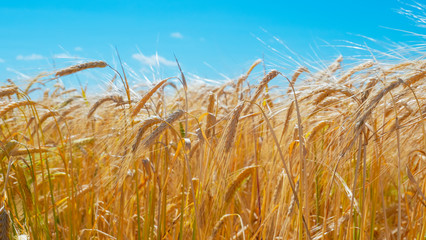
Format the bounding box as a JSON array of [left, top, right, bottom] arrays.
[[0, 57, 425, 239]]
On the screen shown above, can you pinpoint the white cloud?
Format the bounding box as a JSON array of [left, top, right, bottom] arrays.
[[170, 32, 184, 39], [0, 58, 4, 63], [74, 46, 83, 51], [132, 53, 176, 67], [16, 54, 44, 61], [53, 53, 76, 59]]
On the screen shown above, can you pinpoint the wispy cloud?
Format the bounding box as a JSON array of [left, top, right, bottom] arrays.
[[132, 52, 176, 67], [170, 32, 184, 39], [53, 53, 77, 59], [0, 58, 4, 63], [16, 54, 44, 61], [74, 46, 83, 51]]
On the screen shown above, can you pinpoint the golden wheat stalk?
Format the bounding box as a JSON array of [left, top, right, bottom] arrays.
[[10, 148, 49, 156], [224, 166, 256, 205], [87, 95, 123, 118], [55, 61, 108, 77], [142, 110, 184, 148], [205, 92, 216, 138], [131, 78, 170, 117], [307, 121, 331, 142], [0, 87, 18, 98], [337, 61, 374, 84], [287, 67, 309, 94], [236, 59, 262, 94], [132, 116, 162, 152], [356, 79, 404, 128], [0, 101, 36, 118], [360, 77, 379, 102], [15, 164, 33, 211], [244, 69, 279, 114], [224, 103, 245, 152]]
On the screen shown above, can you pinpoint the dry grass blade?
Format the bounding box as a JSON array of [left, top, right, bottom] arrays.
[[142, 110, 184, 148], [131, 78, 169, 117], [224, 103, 245, 152], [55, 61, 107, 77]]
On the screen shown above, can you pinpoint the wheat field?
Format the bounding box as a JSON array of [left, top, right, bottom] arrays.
[[0, 56, 425, 239]]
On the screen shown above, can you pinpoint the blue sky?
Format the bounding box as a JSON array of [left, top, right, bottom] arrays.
[[0, 0, 424, 89]]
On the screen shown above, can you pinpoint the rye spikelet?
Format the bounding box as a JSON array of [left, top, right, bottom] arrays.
[[131, 78, 169, 117], [337, 61, 374, 84], [224, 166, 256, 206], [55, 61, 108, 77], [224, 103, 244, 152], [87, 95, 123, 118], [244, 69, 279, 114], [0, 101, 36, 118], [132, 116, 162, 152], [142, 110, 184, 148], [0, 204, 9, 240], [0, 87, 18, 98]]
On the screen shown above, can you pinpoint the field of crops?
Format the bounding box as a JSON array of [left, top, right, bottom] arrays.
[[0, 57, 425, 239]]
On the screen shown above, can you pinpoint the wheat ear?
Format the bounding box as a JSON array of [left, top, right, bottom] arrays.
[[224, 103, 245, 152], [244, 69, 279, 114], [287, 67, 309, 94], [337, 61, 374, 84], [132, 116, 162, 152], [356, 79, 403, 128], [87, 95, 123, 118], [131, 78, 170, 117], [224, 166, 256, 206], [142, 110, 184, 148], [205, 92, 216, 138], [0, 87, 18, 98], [55, 61, 107, 77], [0, 101, 36, 118]]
